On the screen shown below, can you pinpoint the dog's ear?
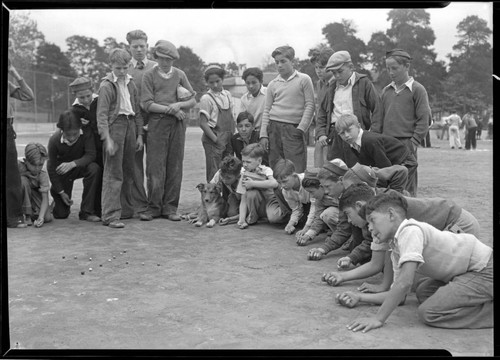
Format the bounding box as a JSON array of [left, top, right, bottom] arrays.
[[196, 183, 205, 191]]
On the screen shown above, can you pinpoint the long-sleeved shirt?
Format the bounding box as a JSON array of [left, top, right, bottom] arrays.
[[260, 70, 315, 137], [304, 193, 338, 238], [240, 85, 267, 130], [47, 129, 96, 193]]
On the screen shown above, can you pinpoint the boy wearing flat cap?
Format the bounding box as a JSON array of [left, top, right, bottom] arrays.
[[316, 50, 382, 169], [370, 49, 431, 196], [141, 40, 196, 221]]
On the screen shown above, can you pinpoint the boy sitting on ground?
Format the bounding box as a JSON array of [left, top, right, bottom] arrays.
[[237, 143, 278, 229], [18, 143, 53, 227], [336, 191, 492, 332]]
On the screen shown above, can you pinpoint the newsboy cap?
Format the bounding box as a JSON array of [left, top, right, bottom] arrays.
[[69, 77, 92, 93], [153, 40, 179, 60], [326, 51, 352, 71], [323, 158, 348, 177], [350, 163, 378, 188], [385, 48, 412, 60]]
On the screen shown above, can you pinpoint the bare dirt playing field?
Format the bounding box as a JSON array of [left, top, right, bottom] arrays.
[[7, 127, 493, 355]]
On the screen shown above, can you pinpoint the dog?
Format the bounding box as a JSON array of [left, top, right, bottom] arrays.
[[186, 183, 228, 228]]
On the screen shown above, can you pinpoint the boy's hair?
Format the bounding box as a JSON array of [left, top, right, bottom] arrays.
[[242, 67, 263, 82], [236, 111, 255, 125], [338, 183, 375, 211], [109, 48, 131, 65], [272, 45, 295, 61], [335, 113, 360, 134], [310, 46, 335, 66], [126, 29, 148, 44], [241, 143, 266, 159], [204, 64, 226, 81], [365, 191, 408, 218], [24, 142, 48, 165], [385, 48, 412, 67], [272, 158, 296, 181], [302, 170, 321, 189], [219, 156, 242, 177], [57, 110, 82, 131]]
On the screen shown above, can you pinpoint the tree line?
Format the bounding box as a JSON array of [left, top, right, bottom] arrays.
[[9, 9, 492, 116]]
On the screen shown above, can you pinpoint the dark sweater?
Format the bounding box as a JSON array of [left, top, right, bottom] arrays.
[[47, 130, 96, 193], [227, 130, 269, 166], [355, 130, 411, 168]]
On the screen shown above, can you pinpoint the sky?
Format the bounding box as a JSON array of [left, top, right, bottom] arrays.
[[13, 3, 493, 68]]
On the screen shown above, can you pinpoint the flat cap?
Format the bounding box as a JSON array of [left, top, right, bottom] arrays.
[[326, 51, 352, 71], [152, 40, 179, 60], [69, 77, 92, 93], [385, 48, 412, 60], [350, 163, 378, 188], [323, 158, 348, 177]]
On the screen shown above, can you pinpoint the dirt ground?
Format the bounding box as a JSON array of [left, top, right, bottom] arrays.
[[7, 127, 494, 355]]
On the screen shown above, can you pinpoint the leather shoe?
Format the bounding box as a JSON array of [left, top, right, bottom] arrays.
[[165, 214, 181, 221], [84, 215, 101, 222], [107, 220, 125, 228], [139, 213, 153, 221]]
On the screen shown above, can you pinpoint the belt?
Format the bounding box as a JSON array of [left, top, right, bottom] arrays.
[[117, 114, 135, 120]]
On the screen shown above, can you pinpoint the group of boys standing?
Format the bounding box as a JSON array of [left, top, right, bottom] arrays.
[[6, 30, 492, 334]]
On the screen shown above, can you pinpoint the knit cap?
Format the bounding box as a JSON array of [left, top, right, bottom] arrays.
[[152, 40, 179, 60], [349, 163, 378, 188], [24, 142, 48, 165], [322, 158, 348, 178], [69, 77, 92, 93]]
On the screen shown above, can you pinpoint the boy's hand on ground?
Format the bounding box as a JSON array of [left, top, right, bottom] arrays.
[[56, 162, 76, 175], [307, 248, 325, 260], [296, 233, 312, 246], [317, 135, 329, 146], [337, 256, 352, 269], [136, 136, 144, 151], [335, 291, 359, 308], [322, 272, 344, 286], [346, 317, 384, 333], [33, 217, 44, 228], [60, 192, 73, 206], [358, 282, 384, 293], [285, 223, 296, 234], [259, 137, 269, 151]]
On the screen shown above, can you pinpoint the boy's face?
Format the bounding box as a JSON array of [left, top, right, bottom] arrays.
[[129, 39, 148, 62], [244, 75, 262, 97], [206, 74, 223, 92], [236, 119, 254, 140], [315, 63, 332, 82], [366, 209, 395, 243], [331, 64, 352, 85], [304, 186, 324, 200], [241, 155, 261, 172], [220, 173, 239, 186], [111, 62, 129, 79], [274, 54, 294, 79], [344, 205, 367, 229], [26, 159, 45, 176], [385, 57, 410, 85], [338, 124, 360, 145], [156, 56, 174, 72], [75, 89, 93, 107], [278, 175, 298, 191], [320, 178, 344, 198], [62, 129, 81, 146]]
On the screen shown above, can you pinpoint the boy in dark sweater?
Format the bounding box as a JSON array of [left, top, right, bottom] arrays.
[[335, 113, 418, 196], [47, 110, 101, 221]]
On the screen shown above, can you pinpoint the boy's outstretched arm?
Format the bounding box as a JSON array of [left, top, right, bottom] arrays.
[[358, 251, 394, 293], [323, 250, 386, 286]]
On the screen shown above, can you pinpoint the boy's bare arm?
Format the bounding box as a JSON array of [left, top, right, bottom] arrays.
[[199, 114, 217, 142], [323, 250, 386, 286]]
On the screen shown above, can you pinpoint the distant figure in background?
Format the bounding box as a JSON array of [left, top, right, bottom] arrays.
[[6, 59, 34, 228], [443, 112, 463, 149], [462, 112, 478, 150], [487, 114, 493, 140], [309, 46, 335, 168], [18, 143, 53, 227], [240, 67, 266, 132], [259, 45, 315, 173]]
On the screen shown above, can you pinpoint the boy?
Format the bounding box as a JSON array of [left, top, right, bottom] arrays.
[[211, 156, 243, 225], [126, 29, 157, 196], [18, 143, 53, 227], [226, 111, 269, 166], [47, 110, 101, 222], [315, 50, 382, 168], [336, 113, 417, 196], [462, 111, 478, 150], [141, 40, 196, 220], [240, 67, 266, 131], [259, 45, 315, 173], [237, 143, 278, 229], [309, 46, 334, 168], [371, 49, 431, 196], [7, 59, 34, 228], [97, 48, 152, 228], [443, 111, 462, 149], [272, 159, 314, 235], [322, 182, 481, 290], [336, 191, 492, 332]]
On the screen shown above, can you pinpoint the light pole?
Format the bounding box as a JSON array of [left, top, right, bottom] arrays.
[[51, 74, 58, 122]]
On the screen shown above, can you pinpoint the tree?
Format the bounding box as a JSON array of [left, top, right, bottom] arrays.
[[36, 42, 76, 78], [261, 55, 276, 72], [175, 46, 206, 99], [65, 35, 109, 87], [103, 37, 128, 54], [321, 19, 367, 66], [442, 15, 493, 113], [8, 11, 45, 71], [226, 61, 240, 76]]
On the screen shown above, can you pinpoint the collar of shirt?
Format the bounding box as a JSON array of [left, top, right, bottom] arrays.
[[157, 66, 174, 79], [244, 85, 266, 99], [277, 70, 298, 82], [336, 72, 356, 90], [111, 72, 132, 85], [60, 129, 84, 145], [391, 218, 412, 248], [131, 58, 150, 68], [351, 127, 363, 150], [72, 93, 98, 107], [390, 76, 414, 92]]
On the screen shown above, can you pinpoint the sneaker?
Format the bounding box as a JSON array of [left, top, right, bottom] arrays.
[[107, 220, 125, 228], [163, 214, 181, 221], [139, 213, 153, 221], [85, 215, 101, 222], [7, 219, 27, 228]]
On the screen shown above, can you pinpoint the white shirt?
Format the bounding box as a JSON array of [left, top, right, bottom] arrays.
[[240, 85, 267, 130], [112, 72, 135, 116], [389, 76, 414, 94], [351, 127, 363, 152], [331, 72, 356, 124], [72, 93, 98, 109]]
